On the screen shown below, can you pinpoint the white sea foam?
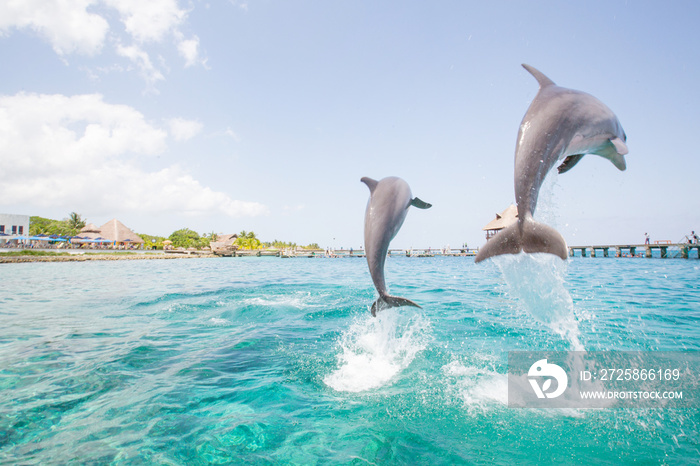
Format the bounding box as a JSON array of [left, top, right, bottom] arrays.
[[493, 253, 583, 350], [324, 309, 430, 392], [207, 317, 230, 326], [242, 292, 327, 309], [442, 360, 508, 410]]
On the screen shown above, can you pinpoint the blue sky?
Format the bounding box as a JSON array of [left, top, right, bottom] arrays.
[[1, 1, 698, 249]]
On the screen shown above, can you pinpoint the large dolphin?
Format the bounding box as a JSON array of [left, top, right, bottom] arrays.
[[361, 176, 431, 316], [475, 64, 628, 263]]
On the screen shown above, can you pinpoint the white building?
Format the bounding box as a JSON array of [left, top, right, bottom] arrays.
[[0, 213, 30, 237]]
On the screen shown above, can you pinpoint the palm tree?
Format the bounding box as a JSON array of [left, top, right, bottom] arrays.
[[67, 212, 86, 231]]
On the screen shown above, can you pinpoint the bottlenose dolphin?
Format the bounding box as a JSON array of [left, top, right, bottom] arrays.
[[361, 176, 432, 316], [475, 64, 628, 263]]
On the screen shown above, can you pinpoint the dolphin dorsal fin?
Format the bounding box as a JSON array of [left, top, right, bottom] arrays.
[[361, 177, 379, 193], [522, 64, 555, 88]]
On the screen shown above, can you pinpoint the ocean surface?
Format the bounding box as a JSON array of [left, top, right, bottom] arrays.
[[1, 255, 699, 464]]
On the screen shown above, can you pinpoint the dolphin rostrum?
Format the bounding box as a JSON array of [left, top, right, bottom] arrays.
[[361, 176, 432, 316], [475, 64, 628, 263]]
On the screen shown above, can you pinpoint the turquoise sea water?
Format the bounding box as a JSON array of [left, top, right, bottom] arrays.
[[1, 255, 699, 464]]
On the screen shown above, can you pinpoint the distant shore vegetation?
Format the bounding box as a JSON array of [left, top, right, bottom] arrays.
[[25, 213, 319, 251], [30, 212, 86, 237]]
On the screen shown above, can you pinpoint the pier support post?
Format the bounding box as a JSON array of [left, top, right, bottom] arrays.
[[630, 247, 636, 257], [603, 247, 609, 258], [591, 248, 596, 258], [569, 248, 574, 257], [660, 246, 667, 258], [681, 245, 689, 259], [646, 246, 652, 258], [581, 248, 587, 258]]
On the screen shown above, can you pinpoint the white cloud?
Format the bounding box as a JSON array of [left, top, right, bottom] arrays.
[[225, 128, 242, 143], [0, 0, 109, 56], [0, 0, 205, 87], [116, 43, 165, 90], [102, 0, 186, 43], [0, 92, 268, 218], [177, 35, 201, 68], [168, 118, 203, 141]]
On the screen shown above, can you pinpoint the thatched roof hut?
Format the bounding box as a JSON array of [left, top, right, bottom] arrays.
[[482, 205, 518, 240], [210, 233, 238, 255], [79, 223, 102, 239], [98, 219, 144, 244]]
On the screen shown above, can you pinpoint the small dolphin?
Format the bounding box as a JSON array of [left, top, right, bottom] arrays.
[[361, 176, 432, 316], [475, 64, 628, 263]]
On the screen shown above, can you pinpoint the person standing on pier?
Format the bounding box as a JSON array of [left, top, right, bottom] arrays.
[[645, 233, 650, 245]]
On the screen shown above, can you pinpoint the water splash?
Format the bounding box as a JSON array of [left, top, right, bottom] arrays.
[[324, 308, 431, 392], [493, 253, 583, 350], [441, 360, 508, 412]]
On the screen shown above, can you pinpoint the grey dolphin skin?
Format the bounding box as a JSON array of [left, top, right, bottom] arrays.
[[475, 64, 628, 263], [362, 176, 432, 316]]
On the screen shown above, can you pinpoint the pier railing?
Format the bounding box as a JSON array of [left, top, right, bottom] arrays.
[[568, 243, 700, 259], [214, 248, 477, 258]]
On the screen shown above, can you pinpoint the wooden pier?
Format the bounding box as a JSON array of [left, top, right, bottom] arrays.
[[569, 243, 700, 259], [215, 247, 477, 258]]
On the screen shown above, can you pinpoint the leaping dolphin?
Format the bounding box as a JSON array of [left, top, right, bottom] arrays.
[[361, 176, 432, 316], [475, 64, 628, 263]]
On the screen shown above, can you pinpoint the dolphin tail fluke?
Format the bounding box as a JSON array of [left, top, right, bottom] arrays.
[[474, 222, 523, 263], [522, 219, 568, 260], [371, 295, 421, 317], [474, 219, 568, 263]]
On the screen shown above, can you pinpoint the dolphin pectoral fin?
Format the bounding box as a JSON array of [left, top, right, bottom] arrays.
[[475, 223, 523, 263], [522, 219, 568, 260], [557, 154, 585, 174], [361, 177, 379, 192], [371, 295, 421, 316], [410, 197, 432, 209], [593, 139, 627, 171]]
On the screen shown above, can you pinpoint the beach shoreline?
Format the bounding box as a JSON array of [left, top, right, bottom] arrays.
[[0, 251, 216, 264]]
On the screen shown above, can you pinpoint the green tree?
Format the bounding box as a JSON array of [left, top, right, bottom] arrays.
[[138, 233, 167, 250], [235, 230, 261, 250], [30, 216, 79, 236], [169, 228, 201, 248], [66, 212, 86, 231]]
